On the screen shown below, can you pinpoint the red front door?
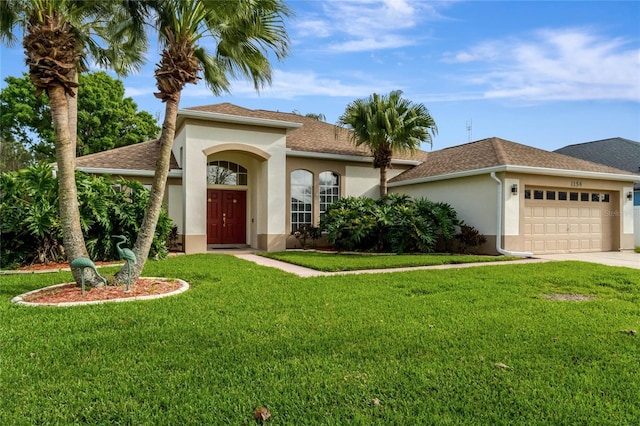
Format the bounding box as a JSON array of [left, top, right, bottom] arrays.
[[207, 189, 247, 245]]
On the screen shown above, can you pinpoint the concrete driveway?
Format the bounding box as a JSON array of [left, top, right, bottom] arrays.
[[536, 251, 640, 269]]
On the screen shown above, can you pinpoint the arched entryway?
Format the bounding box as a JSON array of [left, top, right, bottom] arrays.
[[202, 144, 272, 249], [206, 161, 248, 245]]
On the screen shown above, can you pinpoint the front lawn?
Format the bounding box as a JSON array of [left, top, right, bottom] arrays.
[[261, 251, 521, 271], [1, 254, 639, 424]]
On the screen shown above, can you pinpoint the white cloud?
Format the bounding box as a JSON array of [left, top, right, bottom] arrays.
[[442, 28, 640, 102], [180, 69, 396, 100], [294, 0, 445, 52]]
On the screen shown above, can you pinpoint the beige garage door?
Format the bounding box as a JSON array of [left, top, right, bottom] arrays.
[[524, 188, 614, 254]]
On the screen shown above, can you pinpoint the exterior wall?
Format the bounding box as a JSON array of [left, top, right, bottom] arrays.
[[178, 119, 287, 254], [391, 174, 498, 254], [635, 206, 640, 246], [392, 172, 636, 255], [343, 166, 407, 198]]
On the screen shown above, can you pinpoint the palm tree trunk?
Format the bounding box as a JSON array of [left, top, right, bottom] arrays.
[[67, 69, 78, 154], [379, 166, 388, 197], [48, 85, 99, 286], [115, 94, 181, 284]]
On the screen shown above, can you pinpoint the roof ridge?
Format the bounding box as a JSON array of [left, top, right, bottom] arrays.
[[490, 137, 509, 163]]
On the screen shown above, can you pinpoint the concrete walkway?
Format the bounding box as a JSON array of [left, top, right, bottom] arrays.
[[536, 251, 640, 269], [234, 254, 551, 278]]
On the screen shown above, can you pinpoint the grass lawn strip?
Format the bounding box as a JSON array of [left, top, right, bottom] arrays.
[[1, 255, 639, 424], [261, 251, 522, 272]]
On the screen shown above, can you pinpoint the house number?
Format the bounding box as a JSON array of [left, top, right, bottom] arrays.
[[570, 180, 582, 187]]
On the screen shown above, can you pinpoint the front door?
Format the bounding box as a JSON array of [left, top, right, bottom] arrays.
[[207, 189, 247, 245]]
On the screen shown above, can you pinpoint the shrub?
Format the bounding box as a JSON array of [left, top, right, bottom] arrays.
[[454, 225, 487, 253], [291, 225, 321, 249], [320, 195, 465, 254], [0, 164, 172, 268]]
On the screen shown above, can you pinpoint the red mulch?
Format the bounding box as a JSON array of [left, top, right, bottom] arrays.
[[22, 278, 182, 304]]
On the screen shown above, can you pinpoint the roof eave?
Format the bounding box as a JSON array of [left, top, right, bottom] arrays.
[[287, 149, 422, 166], [74, 167, 183, 178], [178, 109, 303, 130], [389, 165, 640, 188]]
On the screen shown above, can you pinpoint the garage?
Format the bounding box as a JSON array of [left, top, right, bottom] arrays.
[[523, 187, 614, 254]]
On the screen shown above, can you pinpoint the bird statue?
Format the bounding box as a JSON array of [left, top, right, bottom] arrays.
[[70, 257, 107, 295], [113, 235, 137, 293]]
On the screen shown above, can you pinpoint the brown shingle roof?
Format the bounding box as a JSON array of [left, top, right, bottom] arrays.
[[75, 139, 179, 171], [390, 137, 634, 183], [186, 103, 429, 161]]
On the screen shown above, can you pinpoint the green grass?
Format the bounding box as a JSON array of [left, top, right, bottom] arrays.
[[1, 254, 639, 425], [261, 251, 521, 271]]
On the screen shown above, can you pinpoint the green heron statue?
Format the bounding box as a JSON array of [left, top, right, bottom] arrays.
[[70, 257, 107, 295], [113, 235, 137, 292]]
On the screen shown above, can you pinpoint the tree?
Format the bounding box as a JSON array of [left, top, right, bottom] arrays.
[[0, 0, 147, 286], [337, 90, 437, 197], [292, 110, 326, 121], [114, 0, 290, 284], [0, 136, 32, 172], [0, 72, 160, 166]]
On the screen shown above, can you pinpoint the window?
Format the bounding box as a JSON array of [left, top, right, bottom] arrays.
[[591, 193, 600, 202], [291, 170, 313, 232], [534, 190, 544, 200], [558, 191, 567, 201], [634, 190, 640, 206], [602, 193, 610, 203], [319, 171, 340, 219], [524, 189, 531, 199], [207, 161, 247, 185], [570, 192, 579, 201], [581, 192, 589, 202], [546, 191, 556, 200]]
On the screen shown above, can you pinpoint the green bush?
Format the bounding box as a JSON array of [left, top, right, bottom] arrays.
[[0, 164, 172, 268], [320, 194, 464, 254]]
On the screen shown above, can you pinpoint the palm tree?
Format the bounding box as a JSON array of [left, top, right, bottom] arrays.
[[337, 90, 437, 197], [0, 0, 147, 286], [114, 0, 290, 284]]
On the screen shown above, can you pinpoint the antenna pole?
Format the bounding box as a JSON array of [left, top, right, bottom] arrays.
[[466, 119, 472, 142]]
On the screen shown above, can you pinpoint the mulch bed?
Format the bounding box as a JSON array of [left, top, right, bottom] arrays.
[[22, 278, 181, 304]]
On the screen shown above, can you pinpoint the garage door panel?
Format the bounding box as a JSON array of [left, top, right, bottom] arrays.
[[524, 188, 613, 254]]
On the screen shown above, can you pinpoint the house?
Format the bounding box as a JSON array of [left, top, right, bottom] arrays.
[[74, 103, 639, 255], [554, 137, 640, 245]]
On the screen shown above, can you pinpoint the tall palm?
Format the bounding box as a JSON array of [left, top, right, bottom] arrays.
[[337, 90, 437, 197], [114, 0, 290, 284], [0, 0, 147, 286]]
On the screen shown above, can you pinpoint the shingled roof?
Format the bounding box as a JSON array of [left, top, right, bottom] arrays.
[[554, 137, 640, 174], [390, 137, 636, 184], [186, 103, 429, 161], [75, 139, 179, 171]]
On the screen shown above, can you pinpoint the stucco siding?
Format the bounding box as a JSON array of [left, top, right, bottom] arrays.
[[635, 206, 640, 246], [344, 166, 406, 198], [168, 185, 183, 234], [391, 174, 498, 236]]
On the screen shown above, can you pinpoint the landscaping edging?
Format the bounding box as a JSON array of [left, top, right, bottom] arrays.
[[11, 278, 189, 307]]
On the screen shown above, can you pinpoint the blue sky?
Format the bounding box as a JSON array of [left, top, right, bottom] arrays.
[[1, 0, 639, 152]]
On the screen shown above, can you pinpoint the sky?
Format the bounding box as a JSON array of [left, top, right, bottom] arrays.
[[1, 0, 639, 153]]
